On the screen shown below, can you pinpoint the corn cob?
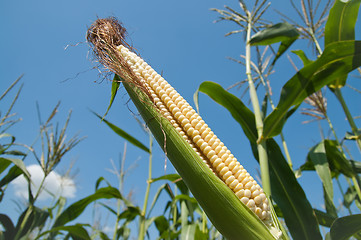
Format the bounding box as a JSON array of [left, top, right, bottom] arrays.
[[117, 45, 271, 223], [86, 18, 272, 225]]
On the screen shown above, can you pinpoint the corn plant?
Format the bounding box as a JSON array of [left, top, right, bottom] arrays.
[[85, 0, 361, 239], [0, 78, 118, 240]]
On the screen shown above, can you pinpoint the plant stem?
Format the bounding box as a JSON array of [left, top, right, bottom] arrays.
[[245, 13, 271, 196], [138, 133, 153, 240], [335, 177, 353, 215], [113, 143, 127, 240], [253, 64, 293, 169], [310, 29, 323, 55], [333, 88, 361, 152]]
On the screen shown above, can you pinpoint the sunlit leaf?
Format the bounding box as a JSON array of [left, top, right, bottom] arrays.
[[198, 81, 257, 144], [266, 139, 322, 240], [52, 187, 124, 229], [292, 50, 313, 66], [103, 75, 121, 118], [345, 129, 361, 140], [92, 111, 150, 153], [263, 40, 361, 139], [14, 206, 49, 239], [325, 0, 361, 89], [198, 81, 320, 239], [324, 140, 354, 178], [0, 161, 30, 194], [249, 22, 299, 65], [307, 141, 336, 216]]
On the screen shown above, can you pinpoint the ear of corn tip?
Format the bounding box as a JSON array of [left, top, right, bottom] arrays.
[[117, 45, 274, 224]]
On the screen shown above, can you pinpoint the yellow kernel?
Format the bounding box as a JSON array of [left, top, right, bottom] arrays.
[[240, 197, 249, 205], [252, 190, 260, 199], [244, 189, 252, 198], [229, 179, 239, 189], [219, 166, 229, 176], [184, 124, 192, 132], [203, 146, 212, 155], [212, 158, 222, 168], [254, 196, 262, 205], [209, 155, 218, 164], [245, 181, 254, 189], [246, 199, 255, 208], [199, 142, 208, 151], [196, 139, 204, 148], [216, 163, 225, 172], [234, 184, 244, 193], [206, 150, 216, 159]]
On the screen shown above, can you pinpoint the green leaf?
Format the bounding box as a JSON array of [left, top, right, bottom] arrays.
[[314, 209, 337, 228], [266, 139, 322, 240], [324, 140, 354, 178], [263, 40, 361, 139], [14, 206, 49, 239], [152, 174, 189, 195], [118, 206, 141, 222], [198, 81, 257, 144], [325, 0, 361, 89], [198, 81, 319, 239], [92, 111, 150, 153], [122, 79, 277, 239], [181, 224, 196, 240], [52, 187, 124, 229], [154, 216, 169, 236], [35, 224, 91, 240], [307, 141, 336, 216], [343, 186, 360, 208], [0, 214, 15, 240], [0, 157, 30, 180], [345, 129, 361, 140], [103, 75, 121, 118], [292, 50, 313, 66], [194, 224, 208, 240], [329, 214, 361, 240], [147, 183, 174, 218], [249, 22, 299, 65], [325, 0, 361, 45]]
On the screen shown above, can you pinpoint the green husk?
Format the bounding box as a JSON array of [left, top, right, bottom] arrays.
[[121, 78, 279, 240]]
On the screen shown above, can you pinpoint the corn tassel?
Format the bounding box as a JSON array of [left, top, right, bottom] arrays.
[[118, 45, 271, 222]]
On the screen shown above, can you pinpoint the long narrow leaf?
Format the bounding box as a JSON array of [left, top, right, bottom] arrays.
[[307, 141, 336, 217], [263, 40, 361, 139], [267, 139, 322, 240], [198, 81, 257, 143], [198, 81, 320, 239], [328, 214, 361, 240], [103, 75, 121, 118], [325, 0, 361, 44], [122, 80, 276, 239], [92, 111, 150, 153], [325, 0, 361, 89], [52, 187, 124, 229], [249, 22, 299, 65]]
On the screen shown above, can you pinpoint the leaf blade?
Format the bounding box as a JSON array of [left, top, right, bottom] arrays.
[[263, 40, 361, 139], [92, 111, 150, 153]]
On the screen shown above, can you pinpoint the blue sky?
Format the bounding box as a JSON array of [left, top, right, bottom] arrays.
[[1, 0, 360, 236]]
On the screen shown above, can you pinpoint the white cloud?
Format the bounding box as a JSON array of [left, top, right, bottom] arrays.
[[11, 164, 76, 201]]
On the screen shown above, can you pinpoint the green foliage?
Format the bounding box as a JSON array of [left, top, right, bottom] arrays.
[[2, 0, 361, 239]]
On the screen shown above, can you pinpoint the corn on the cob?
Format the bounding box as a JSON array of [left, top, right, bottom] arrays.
[[117, 45, 271, 223]]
